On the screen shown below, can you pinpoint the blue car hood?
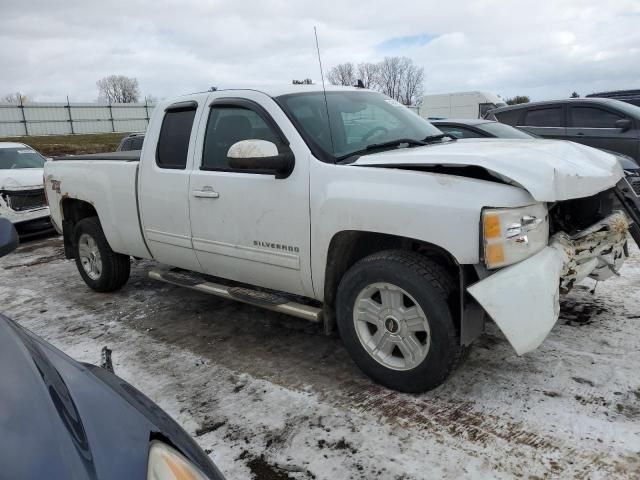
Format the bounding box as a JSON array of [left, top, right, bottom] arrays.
[[0, 315, 222, 480]]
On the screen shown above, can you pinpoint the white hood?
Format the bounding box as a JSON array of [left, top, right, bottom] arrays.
[[0, 168, 45, 190], [353, 139, 623, 202]]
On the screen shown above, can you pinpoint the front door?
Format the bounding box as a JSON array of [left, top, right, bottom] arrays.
[[188, 91, 313, 297]]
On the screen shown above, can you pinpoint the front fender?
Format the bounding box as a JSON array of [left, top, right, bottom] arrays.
[[310, 161, 536, 300]]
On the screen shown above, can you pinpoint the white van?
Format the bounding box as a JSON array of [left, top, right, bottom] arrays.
[[419, 91, 506, 120]]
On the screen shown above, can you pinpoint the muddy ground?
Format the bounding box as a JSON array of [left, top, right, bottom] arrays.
[[1, 235, 639, 479]]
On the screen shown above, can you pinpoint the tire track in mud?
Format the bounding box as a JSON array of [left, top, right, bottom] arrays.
[[343, 384, 639, 478]]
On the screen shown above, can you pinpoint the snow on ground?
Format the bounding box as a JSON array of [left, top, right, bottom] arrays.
[[1, 235, 639, 479]]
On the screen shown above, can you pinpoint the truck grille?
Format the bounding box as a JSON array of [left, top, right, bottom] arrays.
[[2, 189, 47, 212]]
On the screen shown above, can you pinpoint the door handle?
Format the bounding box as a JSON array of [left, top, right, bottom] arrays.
[[192, 188, 220, 198], [576, 132, 585, 136]]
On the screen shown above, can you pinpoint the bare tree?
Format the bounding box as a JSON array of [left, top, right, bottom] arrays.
[[327, 63, 356, 86], [327, 57, 425, 106], [398, 63, 424, 106], [97, 75, 140, 103], [3, 92, 27, 104], [357, 63, 379, 89], [378, 57, 417, 103]]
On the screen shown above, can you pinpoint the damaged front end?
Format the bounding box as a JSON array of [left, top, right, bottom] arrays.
[[552, 211, 628, 293], [468, 189, 631, 355], [0, 186, 52, 236]]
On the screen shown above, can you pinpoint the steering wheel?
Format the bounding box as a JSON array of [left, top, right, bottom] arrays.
[[361, 126, 388, 143]]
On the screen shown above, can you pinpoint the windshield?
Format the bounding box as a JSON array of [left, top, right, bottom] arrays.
[[479, 122, 537, 139], [277, 91, 442, 161], [0, 147, 46, 170]]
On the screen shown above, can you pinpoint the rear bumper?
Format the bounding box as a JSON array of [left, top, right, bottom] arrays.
[[467, 211, 628, 355]]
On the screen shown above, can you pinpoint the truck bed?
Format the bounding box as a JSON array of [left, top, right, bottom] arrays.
[[45, 153, 151, 259], [52, 150, 141, 162]]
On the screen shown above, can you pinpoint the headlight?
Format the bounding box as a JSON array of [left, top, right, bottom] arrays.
[[482, 204, 549, 269], [147, 441, 209, 480]]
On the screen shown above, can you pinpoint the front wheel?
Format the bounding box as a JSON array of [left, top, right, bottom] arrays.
[[336, 250, 461, 393], [73, 217, 130, 292]]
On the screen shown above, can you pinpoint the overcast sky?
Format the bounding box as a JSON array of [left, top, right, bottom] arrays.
[[2, 0, 639, 103]]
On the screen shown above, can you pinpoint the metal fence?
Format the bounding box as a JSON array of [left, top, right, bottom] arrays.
[[0, 100, 157, 137]]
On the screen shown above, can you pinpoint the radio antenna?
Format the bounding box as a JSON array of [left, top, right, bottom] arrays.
[[314, 26, 336, 155]]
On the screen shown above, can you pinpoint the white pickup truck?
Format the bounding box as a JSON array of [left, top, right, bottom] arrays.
[[44, 85, 637, 392]]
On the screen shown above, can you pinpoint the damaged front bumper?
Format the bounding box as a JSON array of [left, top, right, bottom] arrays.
[[0, 187, 51, 229], [467, 211, 628, 355]]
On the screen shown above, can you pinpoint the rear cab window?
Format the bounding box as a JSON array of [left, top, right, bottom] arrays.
[[156, 102, 198, 169]]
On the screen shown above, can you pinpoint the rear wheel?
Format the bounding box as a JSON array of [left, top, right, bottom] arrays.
[[336, 250, 460, 392], [73, 217, 130, 292]]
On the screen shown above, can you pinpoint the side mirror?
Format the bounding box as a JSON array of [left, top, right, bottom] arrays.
[[615, 118, 632, 132], [227, 140, 294, 178], [0, 218, 19, 258]]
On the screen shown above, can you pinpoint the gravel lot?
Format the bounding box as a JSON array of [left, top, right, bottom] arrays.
[[1, 234, 639, 479]]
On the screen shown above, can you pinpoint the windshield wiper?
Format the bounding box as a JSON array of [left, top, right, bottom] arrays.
[[336, 138, 426, 163], [364, 138, 427, 150], [337, 135, 454, 163]]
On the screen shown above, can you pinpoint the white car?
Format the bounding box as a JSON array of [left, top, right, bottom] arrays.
[[44, 85, 634, 392], [0, 142, 52, 236]]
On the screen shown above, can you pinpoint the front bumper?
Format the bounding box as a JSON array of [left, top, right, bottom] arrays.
[[0, 206, 50, 225], [467, 211, 628, 355]]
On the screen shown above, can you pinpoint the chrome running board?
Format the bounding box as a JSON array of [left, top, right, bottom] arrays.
[[148, 267, 322, 323]]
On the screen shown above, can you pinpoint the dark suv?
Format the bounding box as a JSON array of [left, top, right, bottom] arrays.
[[486, 98, 640, 162], [586, 89, 640, 107], [116, 132, 145, 151]]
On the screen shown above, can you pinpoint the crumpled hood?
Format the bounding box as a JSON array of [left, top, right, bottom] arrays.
[[0, 168, 44, 190], [352, 139, 623, 202]]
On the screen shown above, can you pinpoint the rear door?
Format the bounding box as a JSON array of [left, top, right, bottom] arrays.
[[517, 105, 567, 139], [567, 104, 638, 158], [138, 96, 207, 272], [187, 90, 313, 297]]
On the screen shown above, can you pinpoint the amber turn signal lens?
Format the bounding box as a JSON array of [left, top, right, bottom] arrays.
[[483, 214, 501, 239], [485, 243, 505, 266]]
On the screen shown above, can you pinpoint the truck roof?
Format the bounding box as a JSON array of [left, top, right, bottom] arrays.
[[185, 84, 363, 98]]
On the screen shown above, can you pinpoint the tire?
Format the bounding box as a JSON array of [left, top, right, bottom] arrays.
[[336, 250, 461, 393], [73, 217, 130, 292]]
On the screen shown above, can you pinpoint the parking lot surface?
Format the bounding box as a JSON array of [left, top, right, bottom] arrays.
[[1, 235, 639, 479]]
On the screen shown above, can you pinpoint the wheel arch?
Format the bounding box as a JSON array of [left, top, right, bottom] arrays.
[[60, 198, 99, 258], [322, 230, 472, 334]]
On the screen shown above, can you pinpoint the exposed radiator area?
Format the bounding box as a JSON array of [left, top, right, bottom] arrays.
[[0, 188, 47, 212]]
